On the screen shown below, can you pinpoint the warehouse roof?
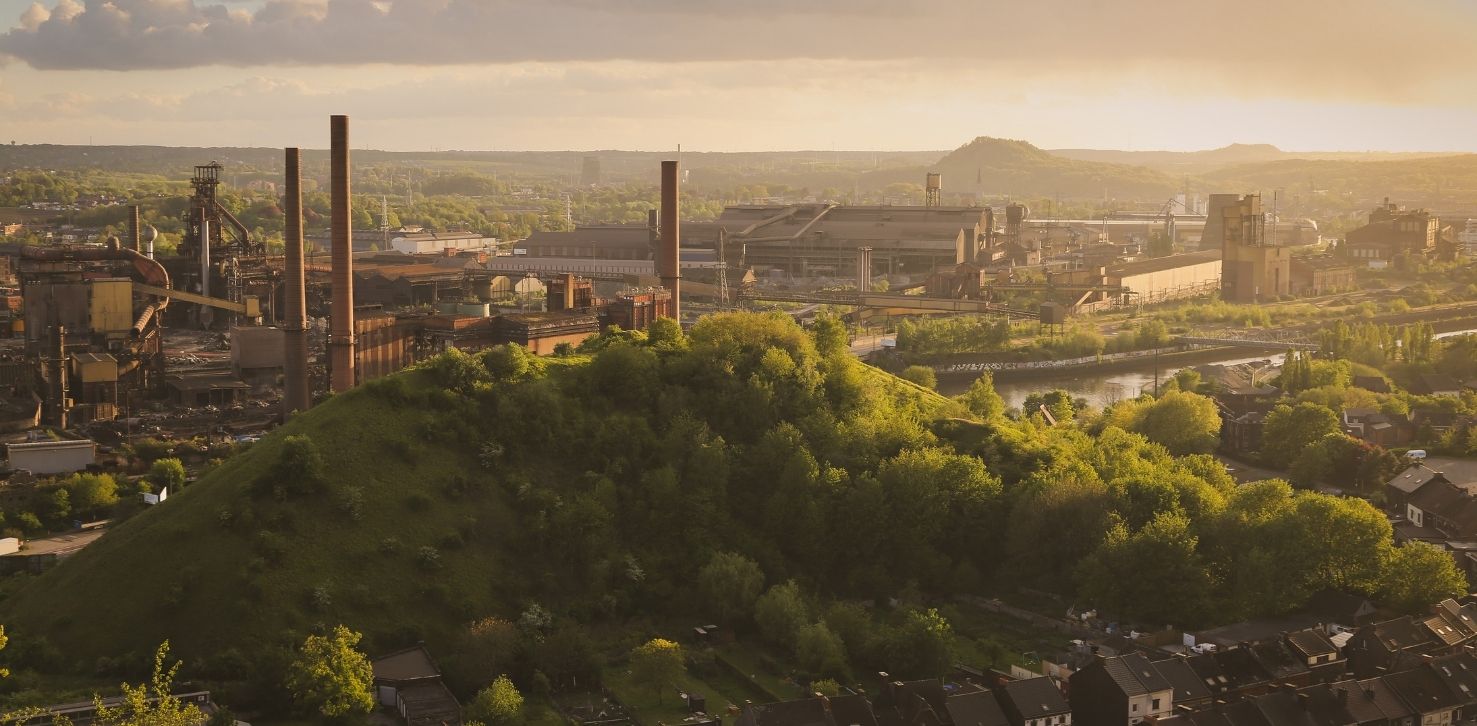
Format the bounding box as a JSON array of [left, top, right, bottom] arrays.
[[1108, 249, 1222, 277]]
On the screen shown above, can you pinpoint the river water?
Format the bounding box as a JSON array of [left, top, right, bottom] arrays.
[[939, 327, 1477, 410]]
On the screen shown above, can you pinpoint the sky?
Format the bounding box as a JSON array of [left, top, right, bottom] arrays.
[[0, 0, 1475, 153]]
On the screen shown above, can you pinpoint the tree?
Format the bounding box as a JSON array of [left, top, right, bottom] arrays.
[[147, 459, 187, 492], [46, 488, 71, 525], [91, 642, 206, 726], [469, 675, 524, 724], [959, 373, 1005, 420], [1110, 391, 1222, 455], [884, 608, 955, 678], [795, 622, 848, 677], [1079, 511, 1215, 626], [65, 473, 118, 516], [286, 625, 375, 720], [809, 679, 841, 697], [1379, 542, 1469, 614], [628, 639, 685, 700], [900, 365, 937, 390], [1260, 402, 1342, 467], [755, 581, 810, 646], [697, 552, 765, 626]]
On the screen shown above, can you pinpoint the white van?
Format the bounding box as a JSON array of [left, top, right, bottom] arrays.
[[1407, 450, 1427, 461]]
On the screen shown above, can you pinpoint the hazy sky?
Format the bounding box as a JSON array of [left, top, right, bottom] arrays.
[[1, 0, 1475, 152]]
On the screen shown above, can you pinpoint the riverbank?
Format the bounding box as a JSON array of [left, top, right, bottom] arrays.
[[922, 309, 1477, 385]]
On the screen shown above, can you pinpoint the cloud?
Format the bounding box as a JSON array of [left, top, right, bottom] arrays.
[[0, 0, 1472, 106]]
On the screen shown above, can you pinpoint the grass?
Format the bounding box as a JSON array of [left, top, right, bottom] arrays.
[[0, 368, 520, 668], [604, 665, 750, 724], [939, 602, 1075, 672]]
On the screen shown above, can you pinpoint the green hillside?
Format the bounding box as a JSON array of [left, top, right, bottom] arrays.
[[0, 314, 961, 677], [0, 312, 1458, 717]]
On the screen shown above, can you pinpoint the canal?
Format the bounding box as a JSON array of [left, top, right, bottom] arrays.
[[937, 327, 1477, 410]]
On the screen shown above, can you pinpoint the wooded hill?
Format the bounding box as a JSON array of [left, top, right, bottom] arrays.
[[0, 314, 1458, 708]]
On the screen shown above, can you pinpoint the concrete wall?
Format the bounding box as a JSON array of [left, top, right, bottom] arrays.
[[1118, 259, 1222, 303], [231, 326, 286, 372]]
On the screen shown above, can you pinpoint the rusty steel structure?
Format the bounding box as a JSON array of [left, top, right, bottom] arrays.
[[659, 160, 681, 320], [328, 115, 357, 393], [283, 148, 312, 415]]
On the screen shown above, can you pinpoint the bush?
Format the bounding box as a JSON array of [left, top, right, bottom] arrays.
[[900, 365, 937, 390]]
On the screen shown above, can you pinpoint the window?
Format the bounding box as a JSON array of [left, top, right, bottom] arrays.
[[1152, 698, 1161, 710], [1132, 703, 1138, 712]]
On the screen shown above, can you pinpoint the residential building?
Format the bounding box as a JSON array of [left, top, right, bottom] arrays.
[[1346, 617, 1441, 677], [1149, 657, 1213, 711], [996, 677, 1072, 726], [1068, 653, 1173, 726], [945, 690, 1011, 726], [1283, 628, 1346, 681], [1387, 465, 1452, 514], [1383, 666, 1461, 724]]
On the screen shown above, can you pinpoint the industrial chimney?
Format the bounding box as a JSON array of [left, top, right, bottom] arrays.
[[128, 205, 142, 253], [283, 147, 312, 415], [329, 115, 356, 392], [659, 160, 681, 320]]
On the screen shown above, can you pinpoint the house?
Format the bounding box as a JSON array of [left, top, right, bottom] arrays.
[[1342, 408, 1413, 448], [1328, 677, 1415, 724], [1248, 640, 1312, 687], [1282, 628, 1345, 681], [1149, 657, 1214, 710], [1411, 374, 1464, 398], [1386, 465, 1452, 514], [1346, 617, 1441, 678], [1351, 375, 1392, 394], [945, 690, 1010, 726], [1404, 477, 1477, 539], [1411, 409, 1472, 437], [1383, 666, 1461, 724], [371, 645, 463, 726], [1426, 651, 1477, 722], [995, 677, 1071, 726], [1247, 689, 1319, 726], [1068, 653, 1173, 726], [872, 679, 952, 726]]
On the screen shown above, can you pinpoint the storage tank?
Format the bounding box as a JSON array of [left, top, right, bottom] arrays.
[[458, 302, 491, 318]]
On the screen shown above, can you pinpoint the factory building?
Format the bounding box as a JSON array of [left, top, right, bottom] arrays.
[[517, 225, 656, 261], [388, 231, 496, 256], [604, 289, 673, 331], [716, 204, 989, 278], [1106, 249, 1223, 304], [1344, 198, 1442, 268], [1211, 193, 1290, 303], [1290, 255, 1356, 296]]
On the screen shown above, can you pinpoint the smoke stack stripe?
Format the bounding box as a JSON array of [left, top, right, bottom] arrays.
[[329, 115, 356, 392], [659, 160, 680, 320], [283, 147, 311, 415]]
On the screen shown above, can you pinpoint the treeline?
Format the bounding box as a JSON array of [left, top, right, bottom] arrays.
[[397, 314, 1459, 631]]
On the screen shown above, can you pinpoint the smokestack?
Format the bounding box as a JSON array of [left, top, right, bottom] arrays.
[[329, 115, 356, 393], [660, 160, 680, 320], [128, 205, 141, 253], [283, 148, 311, 416]]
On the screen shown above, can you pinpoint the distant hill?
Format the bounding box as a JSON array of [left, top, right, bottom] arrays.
[[1050, 144, 1461, 175], [929, 137, 1180, 199], [1203, 154, 1477, 207]]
